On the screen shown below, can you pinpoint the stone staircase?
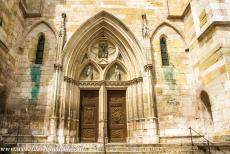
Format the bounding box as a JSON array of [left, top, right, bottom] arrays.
[[3, 143, 204, 154], [1, 142, 230, 153]]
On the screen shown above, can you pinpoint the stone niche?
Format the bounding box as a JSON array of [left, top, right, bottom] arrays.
[[79, 64, 100, 81], [106, 64, 127, 81]]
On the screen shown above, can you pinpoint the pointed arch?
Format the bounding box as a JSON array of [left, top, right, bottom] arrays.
[[25, 20, 57, 39], [76, 59, 103, 80], [160, 36, 169, 66], [35, 33, 45, 64], [62, 11, 145, 79], [103, 60, 130, 80], [150, 21, 187, 46], [200, 90, 213, 120]]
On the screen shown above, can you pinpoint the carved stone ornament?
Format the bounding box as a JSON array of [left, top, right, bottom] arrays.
[[114, 65, 121, 81], [98, 42, 108, 58], [111, 107, 122, 123], [64, 76, 143, 87], [86, 65, 93, 80], [87, 41, 119, 68], [142, 13, 150, 38], [54, 63, 63, 71], [144, 64, 153, 72]]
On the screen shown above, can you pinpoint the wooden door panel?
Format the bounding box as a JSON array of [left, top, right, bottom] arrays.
[[108, 90, 127, 142], [79, 90, 99, 143]]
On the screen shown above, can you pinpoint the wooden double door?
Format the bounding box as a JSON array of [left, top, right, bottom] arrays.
[[79, 90, 127, 143]]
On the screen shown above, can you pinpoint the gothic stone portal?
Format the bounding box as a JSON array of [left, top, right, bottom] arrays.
[[79, 90, 127, 143]]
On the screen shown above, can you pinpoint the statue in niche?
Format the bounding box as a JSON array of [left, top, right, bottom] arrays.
[[114, 65, 121, 81], [86, 65, 93, 80], [98, 42, 108, 58]]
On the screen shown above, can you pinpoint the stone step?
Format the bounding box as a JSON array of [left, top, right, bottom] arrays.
[[3, 143, 205, 154], [196, 142, 230, 154]]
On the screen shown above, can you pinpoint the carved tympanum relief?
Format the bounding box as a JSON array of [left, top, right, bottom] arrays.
[[87, 41, 119, 68], [78, 34, 128, 82]]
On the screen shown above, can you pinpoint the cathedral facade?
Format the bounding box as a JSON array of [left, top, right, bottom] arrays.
[[0, 0, 230, 152]]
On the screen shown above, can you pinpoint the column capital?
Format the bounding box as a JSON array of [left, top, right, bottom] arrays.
[[54, 63, 63, 71], [144, 64, 153, 72]]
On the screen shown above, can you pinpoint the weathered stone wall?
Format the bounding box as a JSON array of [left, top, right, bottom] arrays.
[[151, 22, 197, 139], [0, 0, 24, 115], [7, 22, 57, 137], [0, 0, 230, 144], [168, 0, 190, 16], [186, 0, 230, 141]]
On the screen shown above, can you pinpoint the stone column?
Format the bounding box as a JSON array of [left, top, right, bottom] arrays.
[[65, 79, 74, 143], [98, 81, 107, 143], [75, 86, 80, 142], [126, 85, 131, 142], [141, 13, 159, 143], [48, 64, 62, 143], [132, 80, 138, 143], [137, 78, 144, 119], [144, 64, 159, 143], [48, 13, 66, 143], [57, 76, 69, 144]]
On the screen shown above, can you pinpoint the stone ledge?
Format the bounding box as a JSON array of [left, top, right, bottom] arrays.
[[19, 0, 43, 18], [198, 21, 230, 41], [167, 1, 191, 20]]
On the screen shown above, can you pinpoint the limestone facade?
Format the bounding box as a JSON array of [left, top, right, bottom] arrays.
[[0, 0, 230, 145]]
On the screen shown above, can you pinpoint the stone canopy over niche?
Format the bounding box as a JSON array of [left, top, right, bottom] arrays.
[[106, 64, 127, 81], [79, 64, 100, 81]]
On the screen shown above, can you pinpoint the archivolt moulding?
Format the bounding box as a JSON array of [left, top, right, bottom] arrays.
[[62, 11, 145, 79]]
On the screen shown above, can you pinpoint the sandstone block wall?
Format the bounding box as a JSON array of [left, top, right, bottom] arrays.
[[0, 0, 229, 143]]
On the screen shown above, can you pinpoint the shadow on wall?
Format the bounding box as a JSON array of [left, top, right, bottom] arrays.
[[200, 90, 213, 121]]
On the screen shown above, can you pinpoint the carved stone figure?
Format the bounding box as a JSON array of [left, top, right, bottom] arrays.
[[98, 42, 108, 58], [86, 65, 93, 80], [142, 13, 149, 38], [114, 65, 121, 81]]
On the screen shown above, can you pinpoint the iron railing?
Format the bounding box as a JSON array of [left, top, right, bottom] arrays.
[[189, 126, 226, 154]]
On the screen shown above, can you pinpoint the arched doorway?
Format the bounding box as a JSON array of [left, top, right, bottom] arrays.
[[51, 11, 158, 144]]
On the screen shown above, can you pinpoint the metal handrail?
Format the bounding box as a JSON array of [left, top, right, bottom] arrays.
[[189, 127, 226, 154]]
